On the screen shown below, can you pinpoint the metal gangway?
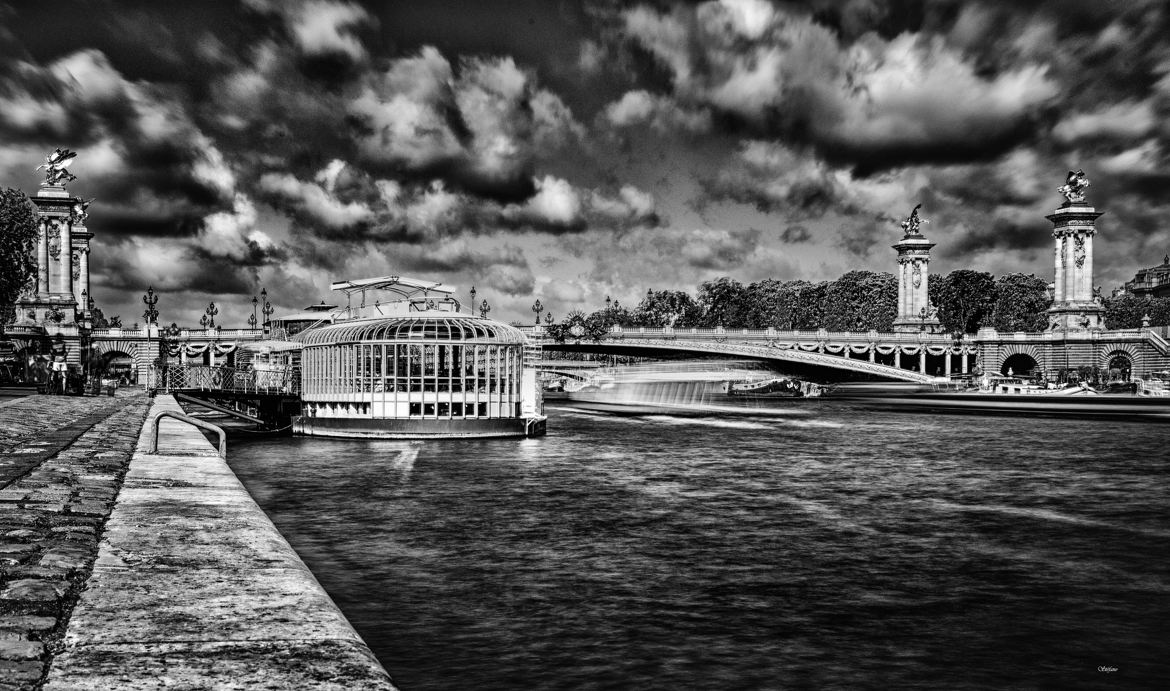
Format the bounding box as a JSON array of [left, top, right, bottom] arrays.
[[156, 364, 300, 395]]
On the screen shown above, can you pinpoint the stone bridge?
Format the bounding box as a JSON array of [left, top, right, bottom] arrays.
[[522, 326, 976, 383]]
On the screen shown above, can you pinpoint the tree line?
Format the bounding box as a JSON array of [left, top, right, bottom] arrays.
[[547, 269, 1170, 341]]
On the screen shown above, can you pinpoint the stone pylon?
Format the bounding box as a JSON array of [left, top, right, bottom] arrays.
[[13, 151, 92, 326], [892, 204, 941, 333], [1047, 171, 1104, 331]]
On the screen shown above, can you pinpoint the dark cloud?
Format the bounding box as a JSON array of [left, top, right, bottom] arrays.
[[780, 224, 811, 243]]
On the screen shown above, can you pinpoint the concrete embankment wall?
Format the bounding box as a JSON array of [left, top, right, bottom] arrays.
[[45, 395, 397, 690]]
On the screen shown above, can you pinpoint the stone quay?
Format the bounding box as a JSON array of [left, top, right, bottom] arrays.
[[0, 391, 396, 690]]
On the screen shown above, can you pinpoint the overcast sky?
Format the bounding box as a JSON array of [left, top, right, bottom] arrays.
[[2, 0, 1168, 326]]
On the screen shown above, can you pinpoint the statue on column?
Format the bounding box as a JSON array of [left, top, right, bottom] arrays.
[[1058, 169, 1090, 204], [900, 203, 927, 236], [72, 198, 94, 224], [36, 148, 79, 187]]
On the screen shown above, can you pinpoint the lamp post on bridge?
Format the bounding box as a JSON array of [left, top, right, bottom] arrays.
[[203, 302, 218, 330], [250, 295, 259, 332], [261, 288, 274, 334], [532, 300, 543, 326], [142, 286, 159, 325], [479, 300, 491, 319], [469, 287, 477, 315], [78, 289, 94, 391]]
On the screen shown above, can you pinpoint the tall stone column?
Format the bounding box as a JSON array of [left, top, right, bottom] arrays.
[[58, 218, 72, 296], [892, 204, 941, 333], [1057, 236, 1067, 303], [1047, 170, 1104, 331], [78, 248, 90, 302], [37, 220, 49, 296]]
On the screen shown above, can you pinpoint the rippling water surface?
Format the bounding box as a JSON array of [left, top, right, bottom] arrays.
[[227, 403, 1170, 690]]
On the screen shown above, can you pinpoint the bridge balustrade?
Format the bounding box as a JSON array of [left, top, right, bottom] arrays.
[[521, 325, 964, 344]]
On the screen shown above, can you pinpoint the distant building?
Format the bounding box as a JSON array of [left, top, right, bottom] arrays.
[[1122, 255, 1170, 298]]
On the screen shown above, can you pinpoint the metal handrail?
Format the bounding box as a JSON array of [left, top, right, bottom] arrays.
[[150, 411, 227, 457]]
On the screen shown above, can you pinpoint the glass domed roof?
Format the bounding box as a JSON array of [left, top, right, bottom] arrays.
[[298, 314, 526, 346]]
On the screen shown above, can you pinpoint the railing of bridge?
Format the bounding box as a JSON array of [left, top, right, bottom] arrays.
[[520, 324, 1170, 345], [519, 325, 963, 343], [156, 364, 300, 395]]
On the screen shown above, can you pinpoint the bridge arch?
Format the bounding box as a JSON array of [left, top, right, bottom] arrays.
[[995, 344, 1042, 375], [1100, 345, 1139, 379], [542, 338, 938, 383]]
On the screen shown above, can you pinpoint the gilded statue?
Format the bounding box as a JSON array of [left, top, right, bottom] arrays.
[[36, 148, 78, 187], [900, 203, 927, 236], [1058, 169, 1090, 204]]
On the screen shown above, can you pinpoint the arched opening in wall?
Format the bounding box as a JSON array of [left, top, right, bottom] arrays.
[[1106, 352, 1132, 381], [100, 351, 135, 383], [1001, 353, 1038, 377], [925, 353, 947, 377]]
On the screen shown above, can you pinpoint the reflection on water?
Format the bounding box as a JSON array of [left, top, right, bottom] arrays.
[[228, 404, 1170, 690]]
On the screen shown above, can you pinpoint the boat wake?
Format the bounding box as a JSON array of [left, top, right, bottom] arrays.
[[932, 500, 1170, 539]]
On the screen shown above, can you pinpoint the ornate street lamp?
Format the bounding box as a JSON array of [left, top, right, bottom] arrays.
[[261, 288, 274, 330], [544, 312, 554, 326], [204, 302, 218, 329], [918, 306, 929, 332], [469, 286, 477, 312], [199, 314, 209, 329], [251, 295, 259, 331], [532, 299, 543, 325], [479, 299, 491, 319], [142, 286, 159, 324]]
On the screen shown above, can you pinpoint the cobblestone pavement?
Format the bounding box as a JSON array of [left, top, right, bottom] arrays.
[[0, 392, 150, 690]]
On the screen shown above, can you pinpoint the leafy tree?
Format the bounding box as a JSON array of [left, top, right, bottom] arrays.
[[1105, 294, 1170, 328], [928, 269, 997, 334], [1151, 297, 1170, 326], [742, 279, 787, 328], [787, 280, 827, 329], [0, 188, 38, 319], [989, 273, 1051, 332], [695, 277, 748, 327], [631, 289, 699, 327], [821, 271, 897, 331], [1104, 294, 1149, 329]]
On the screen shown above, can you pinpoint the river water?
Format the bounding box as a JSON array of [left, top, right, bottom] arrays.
[[227, 402, 1170, 690]]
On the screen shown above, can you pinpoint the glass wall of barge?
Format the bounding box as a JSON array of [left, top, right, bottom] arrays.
[[293, 315, 530, 438]]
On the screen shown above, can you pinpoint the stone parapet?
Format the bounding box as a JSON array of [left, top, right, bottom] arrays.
[[43, 395, 397, 690]]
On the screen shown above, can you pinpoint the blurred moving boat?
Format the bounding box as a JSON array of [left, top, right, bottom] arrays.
[[726, 377, 818, 397], [826, 375, 1170, 420], [1136, 370, 1170, 396], [560, 361, 812, 416]]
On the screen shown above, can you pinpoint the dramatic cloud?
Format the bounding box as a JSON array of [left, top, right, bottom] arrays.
[[603, 90, 712, 133], [613, 1, 1058, 167], [349, 48, 587, 199], [3, 0, 1170, 323]]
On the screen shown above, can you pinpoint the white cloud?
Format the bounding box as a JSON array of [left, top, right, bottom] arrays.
[[258, 168, 375, 231], [1053, 101, 1157, 143], [603, 90, 711, 133], [199, 194, 264, 260], [289, 1, 372, 62]]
